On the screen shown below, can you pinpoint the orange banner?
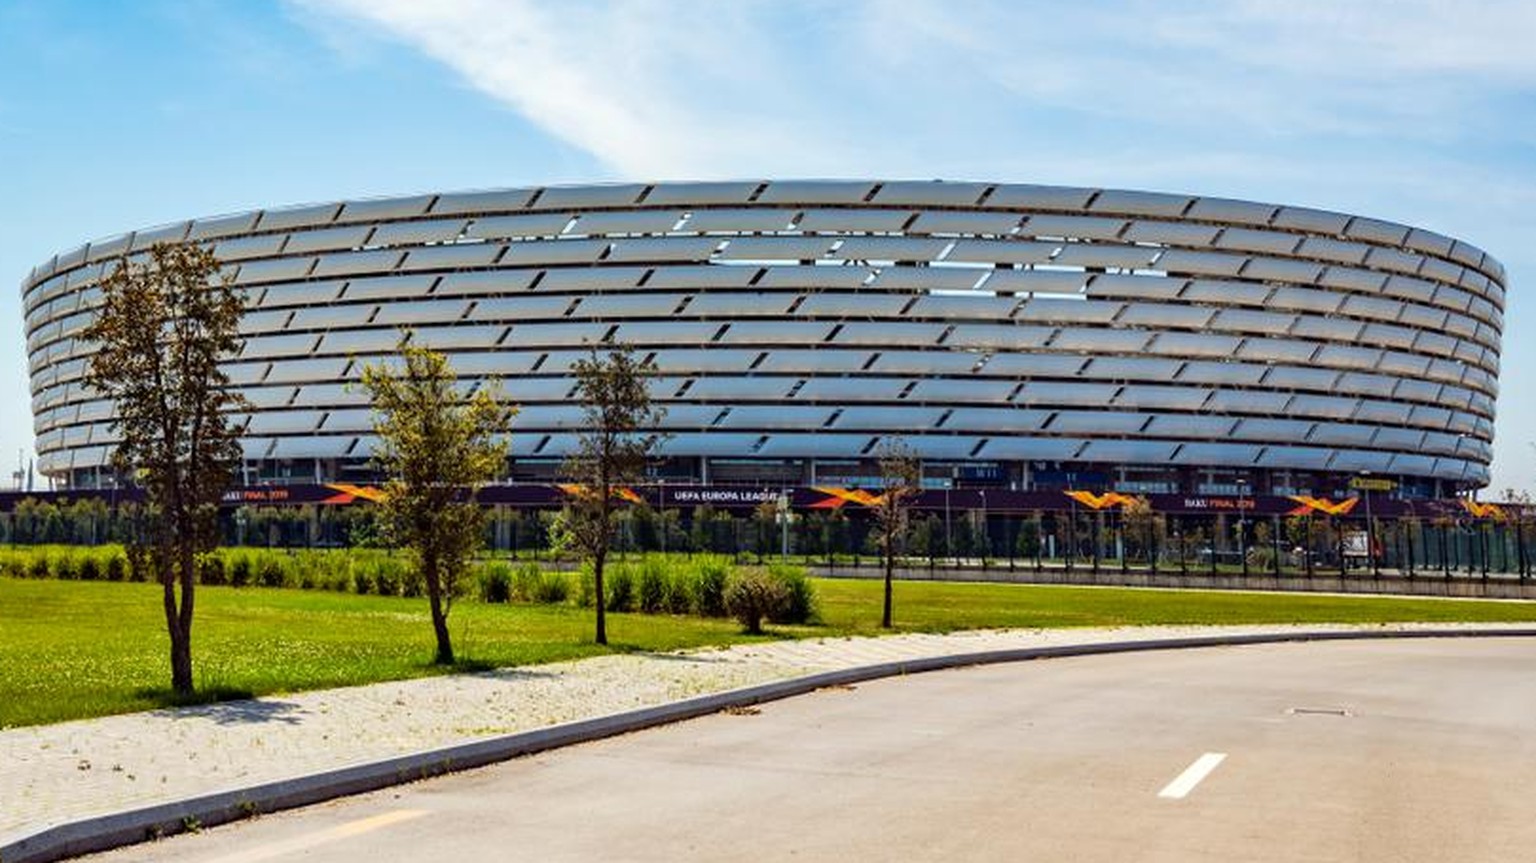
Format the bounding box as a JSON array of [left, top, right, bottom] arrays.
[[1285, 496, 1359, 517], [555, 483, 644, 505], [808, 486, 888, 509], [1063, 490, 1143, 511], [1460, 500, 1506, 520]]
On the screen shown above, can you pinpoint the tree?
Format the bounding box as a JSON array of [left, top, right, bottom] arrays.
[[1250, 520, 1275, 570], [82, 242, 247, 696], [1120, 497, 1164, 567], [1015, 516, 1041, 559], [1509, 491, 1532, 579], [873, 439, 921, 629], [12, 497, 40, 544], [561, 342, 667, 645], [360, 337, 514, 664], [752, 500, 778, 562], [67, 496, 110, 545], [629, 503, 659, 551], [825, 509, 851, 560]]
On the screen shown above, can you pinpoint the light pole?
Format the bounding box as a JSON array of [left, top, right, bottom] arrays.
[[778, 489, 790, 563], [1236, 478, 1249, 578], [1065, 495, 1075, 574], [943, 484, 952, 565], [1176, 515, 1187, 577], [1359, 471, 1379, 578], [979, 489, 989, 566]]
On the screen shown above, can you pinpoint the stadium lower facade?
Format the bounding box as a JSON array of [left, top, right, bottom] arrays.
[[23, 180, 1505, 504]]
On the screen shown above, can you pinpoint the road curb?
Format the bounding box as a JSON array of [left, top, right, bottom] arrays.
[[6, 626, 1536, 863], [814, 566, 1536, 599]]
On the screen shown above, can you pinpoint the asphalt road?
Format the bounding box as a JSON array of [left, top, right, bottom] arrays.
[[94, 638, 1536, 862]]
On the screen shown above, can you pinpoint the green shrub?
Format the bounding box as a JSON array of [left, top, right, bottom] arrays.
[[0, 550, 24, 578], [637, 558, 668, 613], [511, 562, 543, 602], [77, 554, 103, 582], [198, 555, 226, 586], [286, 553, 315, 590], [767, 563, 817, 624], [724, 568, 789, 634], [287, 550, 351, 593], [479, 561, 513, 603], [531, 569, 569, 604], [362, 558, 411, 597], [605, 564, 636, 613], [664, 569, 693, 615], [27, 554, 50, 580], [332, 560, 359, 592], [228, 553, 252, 588], [352, 567, 372, 594], [257, 556, 287, 589], [53, 554, 77, 581], [401, 566, 424, 598], [104, 553, 127, 582], [576, 563, 596, 608], [691, 557, 730, 618], [372, 562, 400, 597], [508, 562, 570, 604]]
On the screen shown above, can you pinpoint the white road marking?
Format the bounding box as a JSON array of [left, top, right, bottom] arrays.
[[200, 808, 429, 863], [1158, 752, 1227, 799]]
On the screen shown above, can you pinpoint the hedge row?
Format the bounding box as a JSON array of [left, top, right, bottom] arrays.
[[475, 555, 816, 624], [0, 546, 411, 595], [0, 546, 818, 626]]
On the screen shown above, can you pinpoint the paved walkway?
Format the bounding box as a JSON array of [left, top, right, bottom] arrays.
[[1, 623, 1523, 841]]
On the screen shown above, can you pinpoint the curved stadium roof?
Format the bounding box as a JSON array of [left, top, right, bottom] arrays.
[[22, 180, 1504, 490]]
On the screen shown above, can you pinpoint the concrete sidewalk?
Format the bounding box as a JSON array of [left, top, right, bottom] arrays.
[[3, 622, 1529, 847]]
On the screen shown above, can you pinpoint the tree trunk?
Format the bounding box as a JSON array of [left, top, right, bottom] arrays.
[[169, 621, 193, 696], [881, 547, 893, 629], [593, 548, 607, 645], [426, 558, 454, 665], [166, 549, 195, 697]]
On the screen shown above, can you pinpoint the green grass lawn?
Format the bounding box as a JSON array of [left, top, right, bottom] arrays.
[[4, 575, 1536, 728], [814, 578, 1536, 631]]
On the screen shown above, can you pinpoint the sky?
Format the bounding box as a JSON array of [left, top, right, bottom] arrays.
[[0, 0, 1531, 495]]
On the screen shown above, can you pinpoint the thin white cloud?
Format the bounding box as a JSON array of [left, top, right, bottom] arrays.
[[292, 0, 1536, 179], [290, 0, 870, 177], [857, 0, 1536, 141], [1167, 0, 1536, 80]]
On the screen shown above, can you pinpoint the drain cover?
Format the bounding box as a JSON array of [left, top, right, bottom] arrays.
[[1287, 707, 1352, 717]]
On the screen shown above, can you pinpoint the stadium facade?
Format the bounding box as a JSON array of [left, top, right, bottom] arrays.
[[22, 180, 1504, 501]]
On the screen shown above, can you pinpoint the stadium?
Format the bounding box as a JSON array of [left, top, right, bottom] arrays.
[[23, 180, 1503, 498], [17, 179, 1531, 575]]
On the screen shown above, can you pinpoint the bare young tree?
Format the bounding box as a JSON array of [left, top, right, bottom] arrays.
[[561, 342, 666, 645], [82, 243, 247, 697], [1507, 489, 1533, 580], [873, 438, 921, 629], [361, 336, 514, 665]]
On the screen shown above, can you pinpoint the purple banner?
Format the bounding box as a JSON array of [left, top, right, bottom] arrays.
[[0, 483, 1527, 522]]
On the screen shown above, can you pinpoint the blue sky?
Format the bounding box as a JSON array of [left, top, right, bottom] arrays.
[[1, 0, 1532, 495]]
